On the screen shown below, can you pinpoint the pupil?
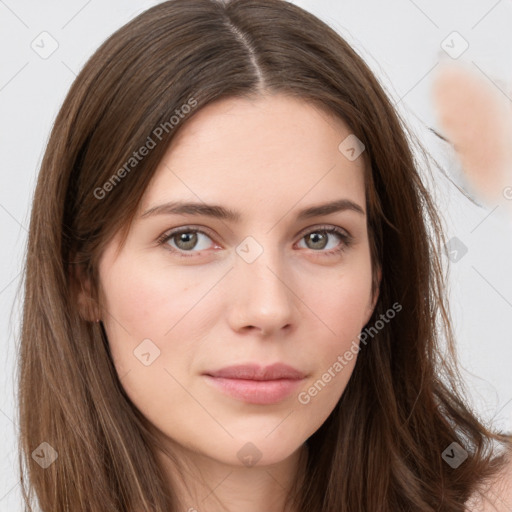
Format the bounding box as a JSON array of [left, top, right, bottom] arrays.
[[177, 232, 197, 250], [309, 232, 327, 249]]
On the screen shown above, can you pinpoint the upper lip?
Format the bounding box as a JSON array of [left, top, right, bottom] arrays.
[[204, 363, 305, 381]]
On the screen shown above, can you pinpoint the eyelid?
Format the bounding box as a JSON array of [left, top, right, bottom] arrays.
[[157, 224, 217, 240], [155, 224, 221, 251], [295, 223, 351, 240], [156, 223, 353, 255], [157, 223, 352, 241]]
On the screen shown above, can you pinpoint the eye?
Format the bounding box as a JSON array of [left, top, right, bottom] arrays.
[[157, 225, 353, 258], [157, 227, 217, 257], [296, 226, 353, 256]]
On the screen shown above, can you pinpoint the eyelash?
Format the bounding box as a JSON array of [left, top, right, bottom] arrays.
[[156, 225, 353, 259]]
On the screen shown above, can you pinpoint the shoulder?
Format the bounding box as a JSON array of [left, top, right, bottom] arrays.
[[465, 451, 512, 512]]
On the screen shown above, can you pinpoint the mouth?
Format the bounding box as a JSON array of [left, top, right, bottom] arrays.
[[203, 363, 306, 405]]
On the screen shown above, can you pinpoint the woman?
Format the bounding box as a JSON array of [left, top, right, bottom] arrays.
[[18, 0, 512, 510]]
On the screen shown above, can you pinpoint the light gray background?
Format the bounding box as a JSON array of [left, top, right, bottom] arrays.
[[1, 0, 512, 509]]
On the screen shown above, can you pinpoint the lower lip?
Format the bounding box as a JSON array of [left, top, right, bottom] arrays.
[[203, 375, 304, 405]]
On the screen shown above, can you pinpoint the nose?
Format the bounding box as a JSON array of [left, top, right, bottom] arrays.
[[227, 242, 296, 336]]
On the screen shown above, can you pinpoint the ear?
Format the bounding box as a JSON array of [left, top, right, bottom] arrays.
[[70, 263, 101, 322], [363, 265, 382, 326]]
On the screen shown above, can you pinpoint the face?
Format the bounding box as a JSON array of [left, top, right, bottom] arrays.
[[94, 93, 379, 469]]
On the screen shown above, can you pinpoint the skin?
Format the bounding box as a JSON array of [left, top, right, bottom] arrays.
[[92, 93, 381, 512], [431, 62, 512, 219]]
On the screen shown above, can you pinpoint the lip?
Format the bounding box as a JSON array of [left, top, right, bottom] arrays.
[[205, 363, 305, 380], [203, 363, 306, 405]]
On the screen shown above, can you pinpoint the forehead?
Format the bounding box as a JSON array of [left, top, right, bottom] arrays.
[[139, 93, 366, 220]]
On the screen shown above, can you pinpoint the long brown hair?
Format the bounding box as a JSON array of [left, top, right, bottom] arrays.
[[18, 0, 511, 510]]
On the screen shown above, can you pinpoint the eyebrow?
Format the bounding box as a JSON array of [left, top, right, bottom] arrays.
[[140, 198, 365, 222]]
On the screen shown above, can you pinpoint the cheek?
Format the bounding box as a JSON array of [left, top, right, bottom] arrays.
[[298, 255, 373, 395], [304, 254, 374, 342], [98, 254, 223, 382], [292, 279, 370, 443], [100, 255, 207, 338], [97, 257, 212, 415]]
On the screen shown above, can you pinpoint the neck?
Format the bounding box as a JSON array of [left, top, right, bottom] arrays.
[[155, 441, 308, 512]]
